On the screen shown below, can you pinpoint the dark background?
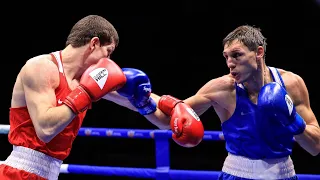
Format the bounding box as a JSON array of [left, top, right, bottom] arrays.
[[0, 0, 319, 179]]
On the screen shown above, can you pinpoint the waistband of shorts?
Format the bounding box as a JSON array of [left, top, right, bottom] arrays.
[[2, 146, 62, 180], [222, 153, 296, 179]]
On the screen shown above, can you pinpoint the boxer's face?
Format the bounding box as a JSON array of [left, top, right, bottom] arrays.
[[99, 43, 115, 59], [85, 38, 116, 66], [223, 40, 257, 83]]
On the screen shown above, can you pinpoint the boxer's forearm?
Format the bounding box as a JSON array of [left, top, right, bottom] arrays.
[[33, 105, 76, 143], [104, 92, 170, 129], [144, 94, 171, 129], [144, 109, 171, 130], [102, 92, 138, 112], [294, 124, 320, 156]]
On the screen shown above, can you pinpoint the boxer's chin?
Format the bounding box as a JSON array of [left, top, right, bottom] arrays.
[[233, 74, 242, 83]]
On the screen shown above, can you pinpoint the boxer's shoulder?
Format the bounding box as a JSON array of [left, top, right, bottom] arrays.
[[196, 75, 235, 108], [25, 54, 55, 67], [196, 75, 235, 103], [201, 75, 235, 92], [277, 68, 307, 104], [279, 70, 304, 89], [276, 68, 300, 83], [21, 54, 60, 87], [210, 75, 236, 95]]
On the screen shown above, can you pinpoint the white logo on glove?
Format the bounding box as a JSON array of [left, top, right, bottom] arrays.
[[186, 108, 200, 121], [89, 68, 109, 90], [143, 86, 151, 93], [174, 117, 179, 133], [285, 94, 293, 115]]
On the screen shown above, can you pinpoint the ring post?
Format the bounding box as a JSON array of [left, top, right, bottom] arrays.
[[154, 130, 171, 180]]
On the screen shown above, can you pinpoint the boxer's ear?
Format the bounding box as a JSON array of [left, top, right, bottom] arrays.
[[90, 37, 100, 51], [256, 46, 264, 60]]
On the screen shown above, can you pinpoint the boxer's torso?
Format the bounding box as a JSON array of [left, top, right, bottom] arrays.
[[9, 51, 86, 160], [221, 67, 294, 159]]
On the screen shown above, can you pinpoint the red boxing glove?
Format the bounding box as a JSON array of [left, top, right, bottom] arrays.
[[63, 58, 126, 114], [158, 95, 204, 148]]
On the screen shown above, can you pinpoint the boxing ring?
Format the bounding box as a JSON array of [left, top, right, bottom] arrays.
[[0, 124, 319, 180]]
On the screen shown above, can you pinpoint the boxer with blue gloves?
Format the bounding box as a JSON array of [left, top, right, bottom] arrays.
[[258, 82, 306, 135]]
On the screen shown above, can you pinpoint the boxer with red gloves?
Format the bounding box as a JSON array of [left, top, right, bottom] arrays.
[[64, 58, 126, 114], [1, 15, 130, 180], [158, 95, 204, 148]]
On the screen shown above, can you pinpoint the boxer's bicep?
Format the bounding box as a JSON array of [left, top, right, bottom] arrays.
[[293, 75, 319, 128], [186, 76, 234, 116], [288, 74, 320, 155], [21, 58, 59, 129], [184, 95, 211, 116], [184, 80, 220, 116]]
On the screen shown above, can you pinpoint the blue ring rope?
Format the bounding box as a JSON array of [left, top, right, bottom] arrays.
[[0, 125, 317, 179]]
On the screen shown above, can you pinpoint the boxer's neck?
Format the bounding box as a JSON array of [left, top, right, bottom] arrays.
[[60, 45, 88, 80], [244, 64, 271, 96]]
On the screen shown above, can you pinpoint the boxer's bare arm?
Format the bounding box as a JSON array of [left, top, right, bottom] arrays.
[[104, 75, 233, 129], [186, 75, 235, 119], [284, 72, 320, 156], [143, 76, 234, 129], [20, 56, 75, 143], [102, 92, 138, 112], [106, 91, 211, 130], [103, 92, 171, 129], [144, 94, 171, 129]]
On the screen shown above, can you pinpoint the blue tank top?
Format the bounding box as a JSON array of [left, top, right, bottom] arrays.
[[221, 67, 294, 159]]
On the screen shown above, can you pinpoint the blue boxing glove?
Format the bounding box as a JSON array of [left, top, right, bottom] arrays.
[[257, 82, 306, 135], [117, 68, 157, 115]]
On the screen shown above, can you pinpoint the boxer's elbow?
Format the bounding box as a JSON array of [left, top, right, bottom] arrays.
[[298, 140, 320, 156], [312, 144, 320, 156], [310, 130, 320, 156], [38, 135, 53, 144], [158, 124, 171, 130], [33, 119, 60, 143], [306, 141, 320, 156], [309, 149, 319, 156], [34, 127, 55, 143]]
